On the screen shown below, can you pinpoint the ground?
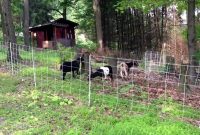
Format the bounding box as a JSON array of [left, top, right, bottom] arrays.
[[0, 69, 200, 134]]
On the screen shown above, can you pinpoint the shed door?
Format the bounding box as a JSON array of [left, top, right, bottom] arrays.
[[37, 31, 44, 48]]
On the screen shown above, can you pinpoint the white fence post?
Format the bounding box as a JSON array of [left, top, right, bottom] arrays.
[[9, 42, 14, 75], [88, 54, 91, 106], [31, 46, 37, 88]]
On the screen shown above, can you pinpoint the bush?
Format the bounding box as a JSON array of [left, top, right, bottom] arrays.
[[182, 24, 200, 41], [57, 43, 75, 63], [76, 34, 97, 52], [194, 50, 200, 61]]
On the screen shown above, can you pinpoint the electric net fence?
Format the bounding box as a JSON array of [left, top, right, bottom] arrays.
[[0, 42, 200, 121]]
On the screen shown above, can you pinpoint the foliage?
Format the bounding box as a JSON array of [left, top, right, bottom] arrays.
[[115, 0, 172, 13], [182, 24, 200, 61], [90, 114, 200, 135], [196, 24, 200, 41], [23, 89, 73, 107], [76, 34, 97, 52], [57, 43, 76, 63], [194, 50, 200, 61], [0, 73, 19, 93], [11, 0, 23, 33], [69, 0, 95, 40], [194, 24, 200, 61], [29, 0, 54, 26]]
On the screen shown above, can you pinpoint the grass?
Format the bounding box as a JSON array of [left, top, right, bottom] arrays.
[[0, 73, 19, 93], [0, 70, 200, 134], [0, 45, 76, 67], [0, 47, 200, 134]]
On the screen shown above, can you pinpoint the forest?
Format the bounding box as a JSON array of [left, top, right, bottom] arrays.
[[0, 0, 200, 134]]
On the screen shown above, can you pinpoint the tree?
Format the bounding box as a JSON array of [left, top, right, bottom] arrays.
[[187, 0, 196, 84], [71, 0, 95, 39], [93, 0, 104, 54], [52, 0, 78, 19], [23, 0, 30, 48], [29, 0, 54, 26], [0, 0, 20, 62], [0, 1, 6, 43]]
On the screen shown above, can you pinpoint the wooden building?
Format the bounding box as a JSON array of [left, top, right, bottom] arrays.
[[29, 18, 78, 49]]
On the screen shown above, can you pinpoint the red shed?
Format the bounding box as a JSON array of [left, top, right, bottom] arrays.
[[29, 18, 78, 49]]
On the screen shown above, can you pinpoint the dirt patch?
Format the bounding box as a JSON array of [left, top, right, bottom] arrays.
[[94, 67, 200, 109], [0, 64, 10, 73], [97, 89, 114, 95], [119, 69, 200, 109]]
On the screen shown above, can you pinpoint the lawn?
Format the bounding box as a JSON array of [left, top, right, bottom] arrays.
[[0, 71, 200, 134]]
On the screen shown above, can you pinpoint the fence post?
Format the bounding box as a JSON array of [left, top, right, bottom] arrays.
[[180, 63, 189, 92], [9, 42, 14, 75], [108, 54, 117, 87], [88, 54, 91, 106], [84, 52, 90, 74], [144, 52, 147, 76], [31, 46, 37, 88]]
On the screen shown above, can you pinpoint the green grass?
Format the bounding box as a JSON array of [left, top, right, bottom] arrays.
[[0, 73, 19, 93], [90, 114, 200, 135], [0, 47, 7, 61], [0, 46, 75, 66], [0, 71, 200, 134]]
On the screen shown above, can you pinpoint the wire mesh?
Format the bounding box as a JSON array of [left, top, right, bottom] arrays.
[[0, 42, 199, 120]]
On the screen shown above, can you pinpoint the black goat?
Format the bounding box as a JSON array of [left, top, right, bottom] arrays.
[[126, 61, 139, 73], [60, 57, 84, 80], [88, 65, 113, 81]]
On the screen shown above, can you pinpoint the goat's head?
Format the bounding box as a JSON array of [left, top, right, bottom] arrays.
[[133, 61, 139, 67], [76, 57, 84, 62]]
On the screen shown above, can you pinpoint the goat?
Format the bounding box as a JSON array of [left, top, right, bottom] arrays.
[[60, 57, 84, 80], [118, 62, 129, 80], [126, 61, 139, 73], [88, 65, 113, 82], [118, 61, 139, 80]]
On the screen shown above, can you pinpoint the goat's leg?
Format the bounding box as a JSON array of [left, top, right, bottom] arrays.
[[63, 72, 66, 80], [104, 75, 107, 80], [72, 71, 75, 78], [127, 68, 130, 76], [76, 69, 80, 75]]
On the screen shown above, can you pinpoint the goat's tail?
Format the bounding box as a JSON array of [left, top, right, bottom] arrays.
[[60, 64, 63, 70]]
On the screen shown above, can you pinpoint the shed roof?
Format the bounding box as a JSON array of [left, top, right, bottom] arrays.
[[29, 18, 78, 31]]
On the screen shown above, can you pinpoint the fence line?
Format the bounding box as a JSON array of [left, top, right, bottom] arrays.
[[0, 42, 199, 117]]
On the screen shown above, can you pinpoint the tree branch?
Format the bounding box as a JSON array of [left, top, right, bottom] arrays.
[[50, 8, 63, 16]]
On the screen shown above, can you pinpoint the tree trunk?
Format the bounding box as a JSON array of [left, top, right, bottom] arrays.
[[93, 0, 104, 54], [1, 0, 20, 62], [23, 0, 30, 50], [63, 7, 67, 19], [187, 0, 196, 85], [0, 1, 6, 43]]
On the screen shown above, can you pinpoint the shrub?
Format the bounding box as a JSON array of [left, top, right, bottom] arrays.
[[57, 43, 75, 63], [76, 34, 97, 52]]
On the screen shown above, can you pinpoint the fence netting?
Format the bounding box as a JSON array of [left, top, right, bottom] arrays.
[[0, 42, 199, 121]]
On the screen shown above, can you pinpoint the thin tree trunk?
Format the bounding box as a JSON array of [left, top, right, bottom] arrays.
[[187, 0, 196, 85], [93, 0, 104, 54], [0, 2, 6, 43], [24, 0, 30, 49], [63, 7, 67, 19]]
